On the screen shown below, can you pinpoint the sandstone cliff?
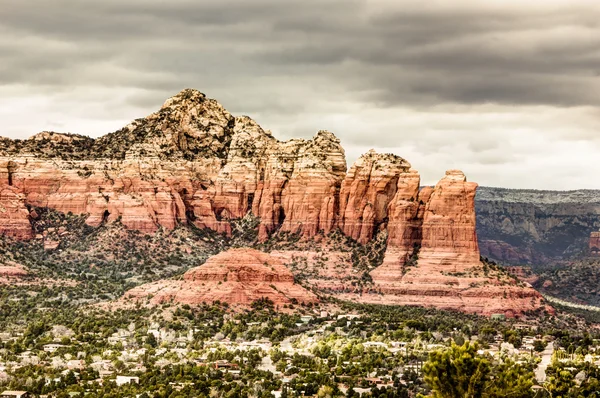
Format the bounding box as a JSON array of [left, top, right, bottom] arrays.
[[0, 88, 546, 316], [365, 170, 543, 316], [338, 150, 411, 244], [0, 89, 347, 240]]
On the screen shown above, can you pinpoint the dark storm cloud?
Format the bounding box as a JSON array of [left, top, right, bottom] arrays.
[[2, 0, 599, 107], [2, 0, 600, 189]]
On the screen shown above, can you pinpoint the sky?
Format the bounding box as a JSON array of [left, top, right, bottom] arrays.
[[1, 0, 600, 189]]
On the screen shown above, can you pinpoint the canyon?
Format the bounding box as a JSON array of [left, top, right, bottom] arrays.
[[0, 89, 545, 315], [476, 187, 600, 266]]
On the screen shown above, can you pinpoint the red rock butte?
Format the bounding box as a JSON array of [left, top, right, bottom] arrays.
[[124, 248, 317, 306], [0, 89, 546, 315]]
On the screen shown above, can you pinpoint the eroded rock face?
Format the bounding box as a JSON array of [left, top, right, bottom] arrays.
[[338, 150, 410, 244], [0, 89, 346, 239], [368, 170, 544, 317], [0, 89, 547, 316], [0, 184, 33, 239], [476, 187, 600, 265], [371, 170, 426, 281], [419, 170, 480, 266], [0, 263, 28, 279], [254, 130, 346, 240], [124, 248, 318, 307]]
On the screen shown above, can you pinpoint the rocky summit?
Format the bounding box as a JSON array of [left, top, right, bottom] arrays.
[[0, 89, 545, 316]]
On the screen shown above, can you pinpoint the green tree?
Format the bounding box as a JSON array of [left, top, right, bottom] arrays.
[[533, 340, 547, 353], [317, 385, 335, 398], [424, 342, 491, 398], [423, 342, 534, 398], [484, 359, 534, 397], [146, 333, 158, 348]]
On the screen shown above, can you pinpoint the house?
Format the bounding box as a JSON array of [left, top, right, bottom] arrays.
[[98, 370, 114, 378], [364, 342, 387, 349], [0, 392, 29, 398], [115, 375, 139, 386], [214, 360, 239, 370], [337, 314, 361, 321], [43, 344, 66, 353], [66, 360, 85, 370], [0, 333, 13, 342], [513, 323, 536, 331]]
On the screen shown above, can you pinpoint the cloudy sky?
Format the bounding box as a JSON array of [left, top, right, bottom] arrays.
[[1, 0, 600, 189]]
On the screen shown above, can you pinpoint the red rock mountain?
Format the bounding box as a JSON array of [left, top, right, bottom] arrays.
[[0, 89, 546, 315], [124, 248, 317, 306], [0, 89, 346, 240], [364, 170, 543, 316]]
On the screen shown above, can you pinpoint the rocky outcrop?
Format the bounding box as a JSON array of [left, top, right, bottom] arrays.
[[0, 183, 32, 239], [419, 170, 480, 266], [590, 232, 600, 256], [338, 150, 410, 244], [0, 263, 28, 279], [372, 170, 479, 281], [370, 170, 426, 281], [338, 284, 546, 317], [0, 88, 547, 316], [124, 248, 318, 307], [0, 89, 346, 239], [253, 130, 346, 240], [368, 170, 543, 317]]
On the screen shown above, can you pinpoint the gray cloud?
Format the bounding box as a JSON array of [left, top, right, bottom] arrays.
[[1, 0, 600, 189]]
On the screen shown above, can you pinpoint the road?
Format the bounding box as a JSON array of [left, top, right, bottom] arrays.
[[534, 342, 554, 384]]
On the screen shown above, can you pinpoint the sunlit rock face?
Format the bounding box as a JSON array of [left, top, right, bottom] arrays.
[[338, 150, 411, 244], [368, 170, 545, 317], [0, 89, 546, 316], [0, 89, 347, 241]]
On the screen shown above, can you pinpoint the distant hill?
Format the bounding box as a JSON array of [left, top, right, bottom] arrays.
[[476, 186, 600, 268]]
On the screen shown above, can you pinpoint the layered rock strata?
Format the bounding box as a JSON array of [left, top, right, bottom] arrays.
[[338, 150, 410, 244], [124, 248, 318, 306], [0, 88, 547, 315], [0, 184, 32, 239], [476, 187, 600, 265], [0, 263, 28, 280], [368, 170, 544, 316], [0, 90, 346, 240]]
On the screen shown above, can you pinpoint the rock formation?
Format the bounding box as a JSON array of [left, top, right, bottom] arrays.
[[371, 169, 479, 282], [338, 150, 410, 244], [0, 263, 28, 280], [0, 88, 548, 315], [0, 89, 347, 240], [0, 183, 32, 239], [367, 170, 544, 316], [590, 232, 600, 256], [124, 248, 317, 306], [419, 170, 480, 267]]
